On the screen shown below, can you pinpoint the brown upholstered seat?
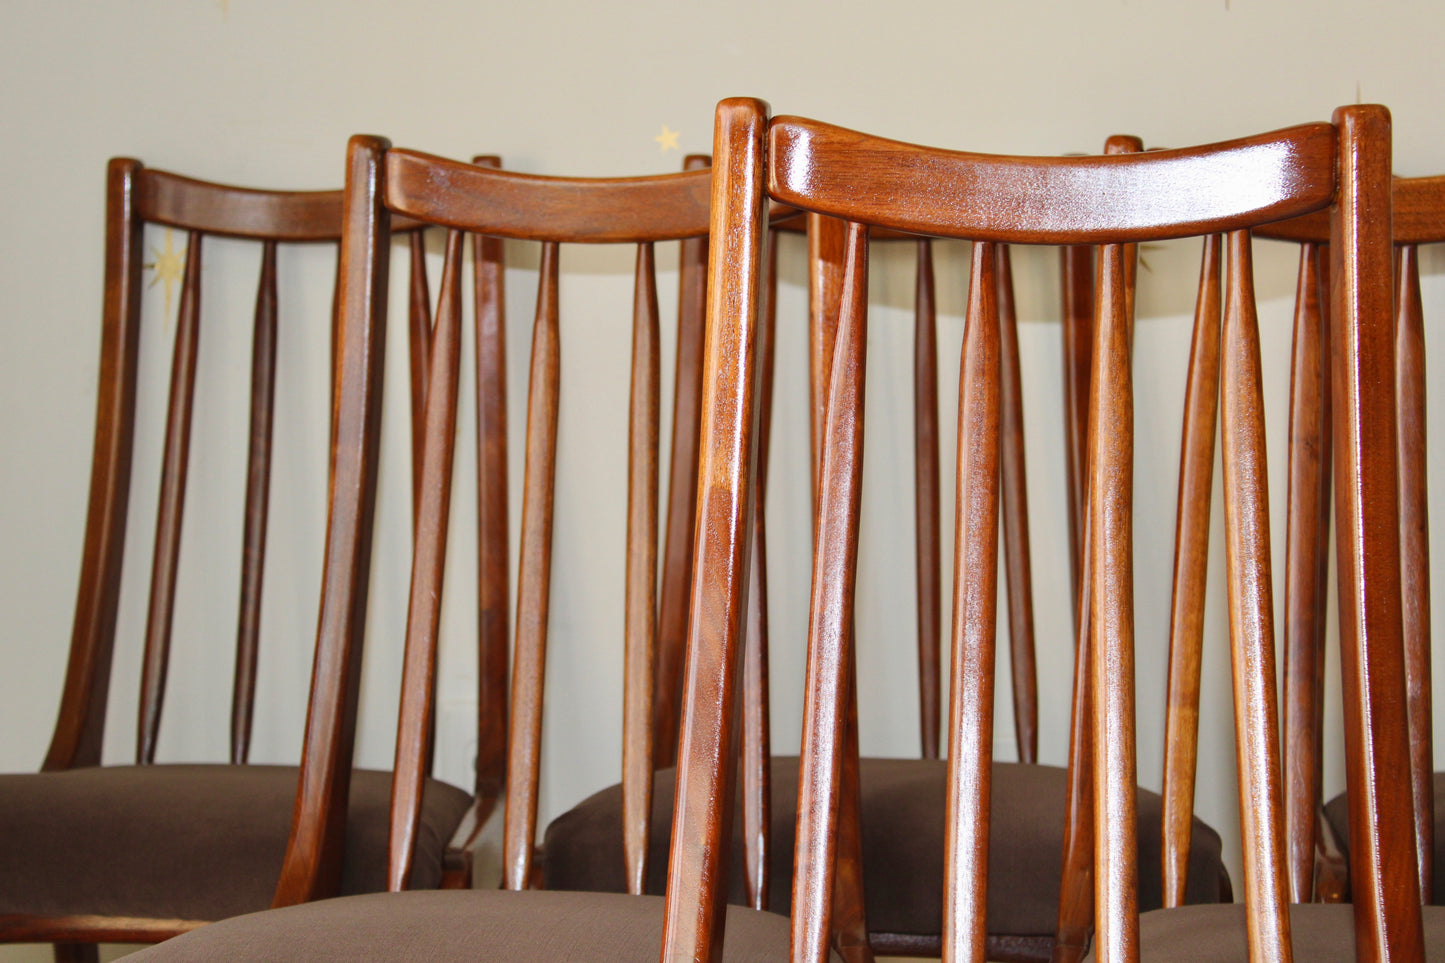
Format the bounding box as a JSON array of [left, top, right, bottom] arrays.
[[126, 890, 836, 963], [545, 757, 1228, 941], [1082, 904, 1445, 963], [0, 765, 470, 922]]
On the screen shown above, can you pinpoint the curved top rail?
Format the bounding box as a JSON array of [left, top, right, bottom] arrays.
[[132, 164, 426, 240], [1258, 174, 1445, 246], [767, 117, 1338, 244], [383, 149, 712, 243]]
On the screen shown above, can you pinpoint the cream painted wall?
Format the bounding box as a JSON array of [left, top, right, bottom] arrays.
[[1, 0, 1444, 958]]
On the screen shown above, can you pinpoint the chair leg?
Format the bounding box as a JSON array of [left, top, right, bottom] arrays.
[[53, 944, 99, 963]]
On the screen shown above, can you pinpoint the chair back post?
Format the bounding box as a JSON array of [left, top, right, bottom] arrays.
[[272, 133, 394, 907], [42, 157, 147, 773], [661, 96, 769, 963]]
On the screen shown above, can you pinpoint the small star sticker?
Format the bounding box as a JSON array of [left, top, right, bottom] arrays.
[[654, 125, 680, 152], [145, 229, 186, 323]]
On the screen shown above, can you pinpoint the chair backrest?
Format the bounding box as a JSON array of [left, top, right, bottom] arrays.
[[288, 136, 722, 902], [1248, 175, 1444, 906], [41, 160, 436, 777], [693, 98, 1410, 963]]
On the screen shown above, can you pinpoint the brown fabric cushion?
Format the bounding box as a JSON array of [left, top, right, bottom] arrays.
[[1323, 772, 1445, 903], [0, 764, 471, 921], [1083, 903, 1445, 962], [544, 758, 1229, 939], [124, 890, 831, 963]]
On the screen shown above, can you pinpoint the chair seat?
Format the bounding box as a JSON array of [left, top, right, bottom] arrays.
[[1082, 903, 1445, 962], [123, 890, 827, 962], [544, 758, 1230, 943], [1324, 771, 1445, 902], [0, 764, 471, 921]]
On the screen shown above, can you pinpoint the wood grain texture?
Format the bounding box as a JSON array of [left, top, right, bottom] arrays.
[[1395, 243, 1434, 905], [388, 229, 464, 892], [1281, 242, 1331, 904], [385, 150, 711, 242], [406, 230, 433, 529], [661, 97, 768, 963], [943, 242, 1002, 963], [231, 239, 279, 765], [43, 157, 145, 773], [808, 213, 847, 501], [913, 238, 942, 760], [502, 241, 561, 893], [1220, 230, 1291, 963], [768, 118, 1337, 243], [1059, 244, 1093, 633], [137, 229, 202, 765], [741, 228, 779, 912], [1159, 233, 1221, 908], [654, 153, 712, 771], [272, 134, 393, 907], [793, 220, 869, 963], [1089, 242, 1138, 963], [997, 244, 1038, 765], [1329, 104, 1424, 963], [622, 241, 661, 896], [470, 155, 510, 806]]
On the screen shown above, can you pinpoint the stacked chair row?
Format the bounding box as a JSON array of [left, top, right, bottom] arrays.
[[0, 96, 1433, 962]]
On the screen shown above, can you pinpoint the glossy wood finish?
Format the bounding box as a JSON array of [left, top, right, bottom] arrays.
[[388, 229, 465, 891], [794, 219, 870, 963], [470, 154, 510, 806], [406, 231, 433, 527], [502, 240, 561, 892], [1159, 233, 1222, 908], [943, 242, 1004, 963], [1059, 245, 1093, 619], [914, 238, 943, 760], [1281, 243, 1331, 904], [654, 153, 712, 771], [704, 103, 1401, 963], [996, 245, 1038, 765], [22, 155, 442, 950], [136, 229, 202, 765], [1396, 242, 1434, 904], [663, 97, 769, 963]]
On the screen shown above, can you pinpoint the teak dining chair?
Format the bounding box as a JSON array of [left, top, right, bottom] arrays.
[[693, 98, 1415, 963], [124, 135, 811, 961], [1248, 175, 1445, 909], [0, 161, 479, 959]]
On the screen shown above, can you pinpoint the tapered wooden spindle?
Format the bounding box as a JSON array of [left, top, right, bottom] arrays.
[[503, 241, 561, 892], [407, 230, 433, 528], [808, 213, 847, 504], [943, 241, 1002, 963], [137, 230, 203, 765], [1282, 242, 1331, 903], [1160, 234, 1222, 906], [471, 155, 509, 804], [622, 242, 661, 896], [997, 244, 1038, 765], [741, 229, 778, 911], [1060, 245, 1094, 627], [231, 239, 279, 764], [1089, 241, 1138, 963], [1396, 243, 1434, 904], [1220, 230, 1291, 963], [793, 220, 869, 963], [915, 237, 942, 760], [654, 153, 711, 770], [388, 229, 464, 892]]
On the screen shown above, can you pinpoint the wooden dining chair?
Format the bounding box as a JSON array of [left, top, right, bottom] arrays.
[[0, 160, 484, 959], [120, 135, 813, 962], [1246, 175, 1445, 910], [694, 98, 1417, 963]]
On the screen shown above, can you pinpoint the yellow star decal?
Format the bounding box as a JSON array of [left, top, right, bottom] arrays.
[[145, 229, 186, 323], [654, 125, 680, 152]]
